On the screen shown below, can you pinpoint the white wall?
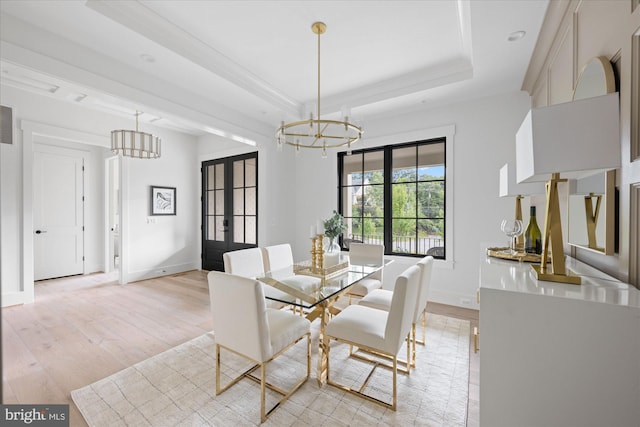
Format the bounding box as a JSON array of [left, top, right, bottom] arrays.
[[1, 81, 533, 309], [0, 84, 200, 305], [1, 120, 21, 302], [197, 133, 298, 255], [292, 91, 532, 308], [122, 132, 199, 282]]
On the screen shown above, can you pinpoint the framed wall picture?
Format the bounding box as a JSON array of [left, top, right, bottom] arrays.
[[151, 186, 176, 215]]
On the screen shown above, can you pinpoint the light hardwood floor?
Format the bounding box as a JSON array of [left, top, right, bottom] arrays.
[[2, 270, 479, 426]]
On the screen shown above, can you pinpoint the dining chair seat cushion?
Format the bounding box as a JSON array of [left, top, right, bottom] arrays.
[[325, 304, 392, 354], [348, 277, 383, 297], [266, 308, 311, 356], [263, 286, 296, 308], [358, 288, 392, 311], [280, 275, 321, 293]]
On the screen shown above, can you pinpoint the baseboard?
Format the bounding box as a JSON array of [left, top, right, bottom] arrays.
[[125, 261, 200, 283], [1, 291, 26, 307], [429, 288, 480, 310]]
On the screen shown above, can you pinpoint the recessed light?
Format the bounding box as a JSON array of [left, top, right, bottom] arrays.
[[139, 53, 156, 63], [508, 31, 526, 42]]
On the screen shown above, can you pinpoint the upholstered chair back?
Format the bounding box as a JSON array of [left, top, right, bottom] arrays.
[[207, 271, 272, 362], [384, 264, 421, 354], [414, 256, 434, 322], [349, 243, 384, 281], [223, 247, 265, 278], [262, 244, 294, 272]]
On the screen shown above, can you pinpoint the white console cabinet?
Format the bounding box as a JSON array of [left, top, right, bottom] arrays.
[[479, 253, 640, 427]]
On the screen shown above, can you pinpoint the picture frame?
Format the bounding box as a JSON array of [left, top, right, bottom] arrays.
[[151, 186, 176, 215]]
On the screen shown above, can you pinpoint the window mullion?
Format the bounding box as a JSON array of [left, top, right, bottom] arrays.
[[383, 147, 392, 255]]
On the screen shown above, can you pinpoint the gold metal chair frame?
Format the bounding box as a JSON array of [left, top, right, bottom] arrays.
[[216, 333, 311, 423], [350, 308, 428, 370], [326, 335, 401, 410], [349, 333, 412, 374]]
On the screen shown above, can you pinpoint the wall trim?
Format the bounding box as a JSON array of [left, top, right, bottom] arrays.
[[18, 120, 109, 304], [632, 27, 640, 162], [2, 291, 25, 308], [630, 182, 640, 288], [522, 0, 577, 95], [126, 261, 200, 283]]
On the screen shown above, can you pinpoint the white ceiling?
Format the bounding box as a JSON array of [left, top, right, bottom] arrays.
[[0, 0, 549, 145]]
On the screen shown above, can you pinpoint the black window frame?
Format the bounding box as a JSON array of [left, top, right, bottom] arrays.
[[337, 137, 446, 259]]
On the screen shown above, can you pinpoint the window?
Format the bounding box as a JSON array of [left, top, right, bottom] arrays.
[[338, 138, 446, 258]]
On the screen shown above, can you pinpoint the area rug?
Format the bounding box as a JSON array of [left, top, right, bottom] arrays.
[[71, 313, 470, 426]]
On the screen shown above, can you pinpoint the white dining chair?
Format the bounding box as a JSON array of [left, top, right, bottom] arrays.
[[207, 271, 311, 423], [346, 242, 384, 302], [261, 243, 321, 314], [358, 255, 434, 367], [324, 264, 421, 410], [261, 243, 294, 272], [223, 247, 295, 309]]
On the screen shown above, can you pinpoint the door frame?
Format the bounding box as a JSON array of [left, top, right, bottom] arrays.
[[17, 120, 110, 305], [201, 151, 259, 271], [32, 143, 86, 280], [104, 155, 122, 278]]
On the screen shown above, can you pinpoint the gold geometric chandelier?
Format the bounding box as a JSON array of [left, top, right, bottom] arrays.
[[276, 22, 363, 157], [111, 111, 161, 159]]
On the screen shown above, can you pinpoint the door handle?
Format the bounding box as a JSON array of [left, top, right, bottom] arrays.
[[35, 230, 47, 234]]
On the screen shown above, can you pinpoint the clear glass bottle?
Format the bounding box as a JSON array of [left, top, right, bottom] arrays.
[[524, 206, 542, 254]]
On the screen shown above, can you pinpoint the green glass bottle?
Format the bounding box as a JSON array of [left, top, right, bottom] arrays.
[[524, 206, 542, 254]]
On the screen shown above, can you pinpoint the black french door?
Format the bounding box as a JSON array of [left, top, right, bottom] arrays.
[[202, 152, 258, 271]]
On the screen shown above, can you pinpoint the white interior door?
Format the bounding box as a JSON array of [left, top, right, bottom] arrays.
[[33, 147, 84, 281]]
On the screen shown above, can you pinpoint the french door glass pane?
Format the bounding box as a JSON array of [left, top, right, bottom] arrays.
[[245, 158, 256, 187], [207, 216, 216, 240], [233, 188, 244, 215], [215, 164, 224, 189], [207, 165, 215, 189], [245, 188, 256, 215], [215, 216, 225, 241], [207, 190, 215, 214], [245, 216, 256, 244], [215, 190, 224, 215], [233, 160, 244, 187], [233, 216, 244, 243]]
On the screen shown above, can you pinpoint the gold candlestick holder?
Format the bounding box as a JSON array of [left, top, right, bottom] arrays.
[[315, 234, 325, 273], [310, 236, 318, 271]]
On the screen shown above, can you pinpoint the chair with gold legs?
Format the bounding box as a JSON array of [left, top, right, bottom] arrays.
[[223, 247, 296, 310], [324, 264, 421, 410], [346, 243, 384, 303], [207, 271, 311, 423], [261, 243, 321, 315], [358, 255, 434, 368]]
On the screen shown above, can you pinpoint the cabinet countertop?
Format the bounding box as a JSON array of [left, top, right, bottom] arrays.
[[479, 250, 640, 308]]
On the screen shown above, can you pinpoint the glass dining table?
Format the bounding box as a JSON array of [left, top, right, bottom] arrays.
[[257, 254, 389, 385]]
